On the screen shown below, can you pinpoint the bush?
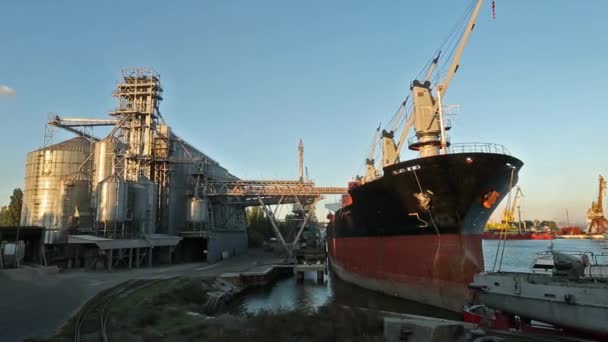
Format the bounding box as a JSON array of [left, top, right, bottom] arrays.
[[136, 310, 161, 327]]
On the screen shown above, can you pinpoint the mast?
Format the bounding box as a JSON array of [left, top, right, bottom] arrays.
[[436, 86, 448, 154]]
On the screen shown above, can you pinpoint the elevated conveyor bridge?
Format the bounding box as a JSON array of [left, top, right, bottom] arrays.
[[198, 180, 347, 259], [199, 180, 346, 206]]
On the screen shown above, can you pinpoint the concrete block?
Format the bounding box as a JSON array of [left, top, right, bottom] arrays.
[[384, 317, 466, 342]]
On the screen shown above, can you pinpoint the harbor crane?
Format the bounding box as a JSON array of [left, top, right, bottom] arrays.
[[502, 186, 523, 223], [587, 175, 607, 234]]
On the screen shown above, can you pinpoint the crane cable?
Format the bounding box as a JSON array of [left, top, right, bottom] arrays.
[[434, 2, 476, 85], [414, 0, 476, 82]]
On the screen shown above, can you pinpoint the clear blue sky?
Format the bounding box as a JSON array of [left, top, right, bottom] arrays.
[[0, 0, 606, 224]]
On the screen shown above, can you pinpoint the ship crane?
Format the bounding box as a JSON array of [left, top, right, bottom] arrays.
[[587, 175, 607, 234], [382, 0, 485, 167], [364, 125, 381, 182]]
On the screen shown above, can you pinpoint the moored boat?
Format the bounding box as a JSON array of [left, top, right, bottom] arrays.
[[469, 250, 608, 339]]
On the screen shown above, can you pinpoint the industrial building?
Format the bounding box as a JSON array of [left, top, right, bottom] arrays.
[[18, 68, 345, 270]]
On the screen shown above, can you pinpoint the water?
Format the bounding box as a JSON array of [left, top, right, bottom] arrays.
[[483, 239, 607, 272], [234, 239, 608, 315]]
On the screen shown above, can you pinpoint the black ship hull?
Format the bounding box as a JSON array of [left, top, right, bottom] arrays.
[[327, 152, 523, 312]]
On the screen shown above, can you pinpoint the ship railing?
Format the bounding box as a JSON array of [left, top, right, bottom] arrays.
[[535, 249, 608, 266], [447, 143, 510, 155]]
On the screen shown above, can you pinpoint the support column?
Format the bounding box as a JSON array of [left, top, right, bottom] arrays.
[[107, 249, 113, 271], [293, 196, 321, 247], [136, 248, 140, 268], [15, 226, 20, 268], [148, 247, 153, 266], [74, 247, 80, 268], [258, 196, 291, 258], [40, 243, 47, 266], [128, 248, 133, 269]]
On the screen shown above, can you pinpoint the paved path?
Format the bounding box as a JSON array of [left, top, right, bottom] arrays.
[[0, 249, 277, 341]]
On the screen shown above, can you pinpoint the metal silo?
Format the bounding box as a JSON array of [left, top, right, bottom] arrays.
[[56, 171, 93, 231], [91, 137, 121, 205], [186, 196, 209, 224], [96, 175, 128, 224], [132, 177, 158, 234], [20, 137, 91, 242], [93, 137, 121, 185]]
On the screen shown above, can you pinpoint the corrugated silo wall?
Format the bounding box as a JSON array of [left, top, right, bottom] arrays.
[[206, 230, 248, 263], [169, 140, 247, 263], [166, 143, 190, 235]]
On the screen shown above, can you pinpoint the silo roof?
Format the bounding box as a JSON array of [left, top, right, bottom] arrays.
[[66, 171, 91, 181], [37, 136, 91, 153]]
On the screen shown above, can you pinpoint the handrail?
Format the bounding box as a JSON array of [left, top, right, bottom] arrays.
[[447, 142, 511, 155]]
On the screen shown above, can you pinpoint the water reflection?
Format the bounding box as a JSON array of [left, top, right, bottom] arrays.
[[233, 271, 457, 320], [235, 272, 330, 313], [234, 239, 607, 317]]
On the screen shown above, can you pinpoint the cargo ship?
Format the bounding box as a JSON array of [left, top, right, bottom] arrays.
[[326, 0, 523, 312]]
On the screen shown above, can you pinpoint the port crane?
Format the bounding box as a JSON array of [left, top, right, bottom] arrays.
[[501, 186, 525, 231], [587, 175, 607, 234]]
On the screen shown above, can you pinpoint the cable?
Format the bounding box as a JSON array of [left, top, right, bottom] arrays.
[[497, 167, 516, 271], [411, 168, 444, 305], [435, 1, 476, 83], [491, 166, 516, 272], [417, 0, 476, 81]]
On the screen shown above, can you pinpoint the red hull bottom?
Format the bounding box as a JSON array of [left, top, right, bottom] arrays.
[[329, 234, 483, 312]]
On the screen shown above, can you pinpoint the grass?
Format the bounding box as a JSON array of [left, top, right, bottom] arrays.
[[37, 277, 385, 342]]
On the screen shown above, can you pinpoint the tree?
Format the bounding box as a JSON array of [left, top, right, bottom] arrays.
[[539, 220, 558, 231], [246, 206, 273, 247], [0, 188, 23, 226], [0, 206, 8, 226]]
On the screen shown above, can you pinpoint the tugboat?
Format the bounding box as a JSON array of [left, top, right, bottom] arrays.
[[327, 0, 523, 312]]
